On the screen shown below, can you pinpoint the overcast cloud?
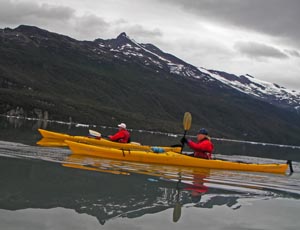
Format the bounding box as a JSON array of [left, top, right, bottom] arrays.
[[0, 0, 299, 90], [284, 49, 300, 58], [0, 0, 74, 23], [162, 0, 300, 47], [234, 42, 289, 60]]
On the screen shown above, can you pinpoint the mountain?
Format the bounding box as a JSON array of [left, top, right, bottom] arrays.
[[95, 32, 300, 114], [200, 69, 300, 112], [96, 32, 300, 113], [1, 25, 300, 145]]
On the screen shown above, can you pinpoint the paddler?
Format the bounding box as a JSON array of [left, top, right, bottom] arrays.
[[108, 123, 131, 143], [180, 128, 214, 159]]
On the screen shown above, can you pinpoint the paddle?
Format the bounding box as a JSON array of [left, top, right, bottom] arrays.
[[173, 201, 181, 222], [181, 112, 192, 153], [88, 129, 104, 139], [172, 173, 182, 222], [88, 129, 110, 139], [88, 129, 101, 138]]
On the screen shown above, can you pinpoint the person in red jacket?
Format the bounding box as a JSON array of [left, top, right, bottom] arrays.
[[181, 128, 214, 159], [108, 123, 131, 143]]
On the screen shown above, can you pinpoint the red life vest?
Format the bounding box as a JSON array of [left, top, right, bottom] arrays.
[[187, 138, 214, 159], [108, 129, 130, 143]]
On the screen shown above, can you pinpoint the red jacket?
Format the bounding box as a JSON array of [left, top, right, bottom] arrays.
[[187, 138, 214, 159], [108, 129, 130, 143]]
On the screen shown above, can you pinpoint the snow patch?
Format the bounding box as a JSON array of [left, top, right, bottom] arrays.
[[198, 67, 300, 106]]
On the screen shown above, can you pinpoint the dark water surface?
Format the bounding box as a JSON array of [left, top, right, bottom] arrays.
[[0, 116, 300, 230]]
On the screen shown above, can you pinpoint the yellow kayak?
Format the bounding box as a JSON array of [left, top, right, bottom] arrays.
[[65, 140, 290, 174], [37, 129, 181, 152]]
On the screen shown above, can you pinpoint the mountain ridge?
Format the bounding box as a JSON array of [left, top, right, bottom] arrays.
[[1, 25, 300, 145], [94, 29, 300, 112]]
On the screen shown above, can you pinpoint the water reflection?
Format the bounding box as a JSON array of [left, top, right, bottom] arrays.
[[3, 115, 49, 130], [1, 155, 252, 225], [1, 151, 300, 228], [1, 116, 300, 229], [63, 154, 213, 223]]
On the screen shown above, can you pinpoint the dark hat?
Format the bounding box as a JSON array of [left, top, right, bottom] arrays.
[[198, 128, 208, 135]]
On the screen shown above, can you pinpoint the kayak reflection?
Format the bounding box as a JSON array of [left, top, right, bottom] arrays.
[[1, 155, 295, 226], [63, 154, 243, 223], [172, 171, 209, 222]]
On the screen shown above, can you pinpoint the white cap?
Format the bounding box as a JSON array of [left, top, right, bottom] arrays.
[[118, 123, 126, 129]]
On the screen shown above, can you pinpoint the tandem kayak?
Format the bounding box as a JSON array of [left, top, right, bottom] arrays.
[[37, 129, 181, 152], [65, 140, 291, 174]]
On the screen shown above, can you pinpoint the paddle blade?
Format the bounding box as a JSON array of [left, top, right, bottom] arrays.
[[172, 203, 182, 222], [183, 112, 192, 131], [88, 129, 101, 138]]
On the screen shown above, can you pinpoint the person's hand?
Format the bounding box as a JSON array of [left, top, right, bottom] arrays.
[[180, 137, 188, 145]]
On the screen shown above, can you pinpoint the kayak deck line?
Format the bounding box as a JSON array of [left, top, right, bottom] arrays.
[[64, 140, 290, 175]]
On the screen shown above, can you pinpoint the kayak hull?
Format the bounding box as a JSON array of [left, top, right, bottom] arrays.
[[37, 129, 181, 152], [65, 140, 289, 174]]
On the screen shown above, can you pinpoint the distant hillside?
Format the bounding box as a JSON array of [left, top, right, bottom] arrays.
[[1, 25, 300, 145]]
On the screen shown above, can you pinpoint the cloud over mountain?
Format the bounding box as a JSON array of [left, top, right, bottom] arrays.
[[234, 41, 288, 60], [0, 0, 74, 23], [163, 0, 300, 47]]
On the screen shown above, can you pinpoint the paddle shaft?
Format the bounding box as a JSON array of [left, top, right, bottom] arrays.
[[180, 130, 187, 153]]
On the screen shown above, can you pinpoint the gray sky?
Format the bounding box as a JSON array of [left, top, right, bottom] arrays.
[[1, 0, 300, 90]]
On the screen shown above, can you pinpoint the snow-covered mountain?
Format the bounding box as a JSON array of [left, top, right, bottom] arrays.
[[94, 32, 211, 81], [199, 68, 300, 112], [94, 32, 300, 113], [2, 25, 300, 143], [3, 25, 299, 112]]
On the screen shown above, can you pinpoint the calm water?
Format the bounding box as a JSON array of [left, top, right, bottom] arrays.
[[0, 116, 300, 230]]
